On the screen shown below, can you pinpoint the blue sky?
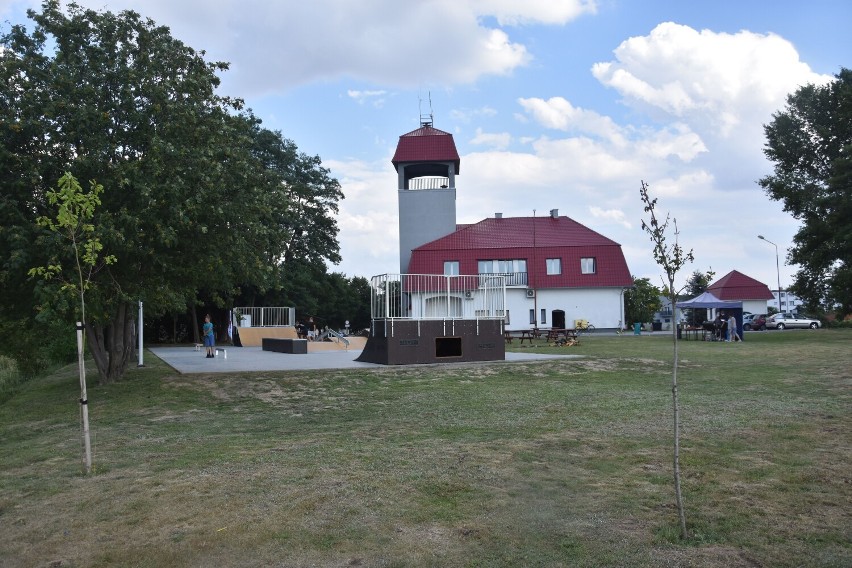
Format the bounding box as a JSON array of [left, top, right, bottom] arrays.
[[2, 0, 849, 292]]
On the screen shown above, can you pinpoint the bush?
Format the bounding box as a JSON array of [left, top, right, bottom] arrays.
[[0, 355, 22, 402], [0, 317, 77, 377]]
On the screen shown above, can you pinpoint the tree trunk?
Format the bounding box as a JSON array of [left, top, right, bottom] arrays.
[[670, 291, 689, 539], [191, 304, 200, 344], [86, 302, 136, 384]]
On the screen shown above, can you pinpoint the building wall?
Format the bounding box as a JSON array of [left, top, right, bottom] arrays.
[[770, 290, 803, 313], [398, 188, 456, 274], [504, 288, 624, 329], [742, 300, 769, 315]]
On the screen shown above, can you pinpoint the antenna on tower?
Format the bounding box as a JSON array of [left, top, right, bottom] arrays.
[[419, 91, 433, 127]]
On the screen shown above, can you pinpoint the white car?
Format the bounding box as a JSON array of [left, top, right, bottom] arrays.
[[766, 313, 821, 330]]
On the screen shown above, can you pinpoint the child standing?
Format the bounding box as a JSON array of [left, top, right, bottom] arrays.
[[202, 314, 215, 358]]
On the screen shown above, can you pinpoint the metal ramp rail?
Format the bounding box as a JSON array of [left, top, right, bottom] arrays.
[[319, 327, 350, 348]]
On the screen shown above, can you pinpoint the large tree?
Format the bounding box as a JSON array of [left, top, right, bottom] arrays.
[[624, 276, 662, 326], [0, 2, 341, 381], [759, 68, 852, 316]]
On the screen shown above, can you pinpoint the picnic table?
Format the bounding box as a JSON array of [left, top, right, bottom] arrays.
[[544, 328, 580, 346], [681, 326, 706, 341], [546, 328, 578, 341], [504, 329, 536, 344]]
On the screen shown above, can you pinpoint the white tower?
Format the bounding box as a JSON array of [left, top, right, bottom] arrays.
[[391, 121, 460, 274]]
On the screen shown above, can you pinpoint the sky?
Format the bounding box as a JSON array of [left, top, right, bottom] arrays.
[[2, 0, 849, 292]]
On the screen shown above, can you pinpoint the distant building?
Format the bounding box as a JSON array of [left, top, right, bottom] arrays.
[[392, 124, 633, 331], [407, 210, 633, 330], [770, 290, 804, 313], [706, 270, 774, 314]]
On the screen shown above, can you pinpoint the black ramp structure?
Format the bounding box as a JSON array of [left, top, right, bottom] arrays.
[[357, 319, 504, 365]]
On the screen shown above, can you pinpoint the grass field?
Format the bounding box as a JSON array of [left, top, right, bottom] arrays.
[[1, 330, 849, 567]]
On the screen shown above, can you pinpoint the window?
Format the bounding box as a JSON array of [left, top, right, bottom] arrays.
[[503, 310, 510, 325], [546, 258, 561, 275], [478, 259, 527, 273], [529, 309, 536, 325], [444, 261, 459, 275], [581, 257, 596, 274], [541, 309, 546, 324], [478, 259, 528, 286]]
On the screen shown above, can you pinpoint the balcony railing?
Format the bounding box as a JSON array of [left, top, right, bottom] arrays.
[[479, 271, 527, 287], [370, 273, 506, 320]]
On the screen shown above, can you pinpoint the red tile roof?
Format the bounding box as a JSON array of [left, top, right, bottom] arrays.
[[707, 270, 774, 300], [391, 126, 460, 173], [408, 215, 633, 288]]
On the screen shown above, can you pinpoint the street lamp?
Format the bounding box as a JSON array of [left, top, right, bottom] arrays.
[[758, 235, 783, 311]]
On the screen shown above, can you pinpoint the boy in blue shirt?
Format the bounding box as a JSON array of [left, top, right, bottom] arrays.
[[203, 315, 215, 358]]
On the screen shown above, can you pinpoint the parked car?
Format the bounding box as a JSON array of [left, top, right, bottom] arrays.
[[743, 314, 766, 331], [766, 313, 821, 330]]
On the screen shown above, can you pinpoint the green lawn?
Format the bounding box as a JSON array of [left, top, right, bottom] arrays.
[[1, 330, 850, 567]]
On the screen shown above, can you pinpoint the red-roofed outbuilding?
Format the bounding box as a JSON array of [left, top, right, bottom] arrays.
[[707, 270, 774, 314]]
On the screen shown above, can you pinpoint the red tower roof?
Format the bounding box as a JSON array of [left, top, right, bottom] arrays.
[[391, 125, 460, 174]]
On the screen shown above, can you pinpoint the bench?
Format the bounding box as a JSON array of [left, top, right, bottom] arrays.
[[262, 337, 308, 354]]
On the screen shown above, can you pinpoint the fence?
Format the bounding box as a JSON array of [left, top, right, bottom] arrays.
[[369, 274, 506, 320], [231, 307, 295, 327]]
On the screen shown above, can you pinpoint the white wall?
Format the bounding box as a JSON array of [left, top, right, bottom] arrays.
[[504, 288, 624, 329], [742, 300, 769, 315]]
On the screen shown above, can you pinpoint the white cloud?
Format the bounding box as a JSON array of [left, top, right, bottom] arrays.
[[589, 206, 631, 229], [450, 106, 498, 123], [474, 0, 597, 25], [518, 96, 626, 143], [469, 128, 511, 150], [592, 22, 831, 139], [324, 156, 401, 278], [347, 89, 389, 108], [66, 0, 574, 95]]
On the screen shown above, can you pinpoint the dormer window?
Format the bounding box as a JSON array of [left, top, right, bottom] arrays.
[[581, 257, 596, 274], [546, 258, 561, 275]]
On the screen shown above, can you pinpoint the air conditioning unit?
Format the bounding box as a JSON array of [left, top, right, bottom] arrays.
[[464, 290, 474, 300], [526, 289, 536, 298]]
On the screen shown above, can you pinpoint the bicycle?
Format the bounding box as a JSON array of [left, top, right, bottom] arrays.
[[576, 321, 595, 335]]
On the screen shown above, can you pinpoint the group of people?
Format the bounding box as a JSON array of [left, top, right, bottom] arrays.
[[713, 312, 741, 342], [297, 317, 318, 340], [201, 314, 349, 353]]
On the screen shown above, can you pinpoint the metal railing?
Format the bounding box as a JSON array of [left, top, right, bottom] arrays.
[[408, 176, 451, 190], [369, 274, 506, 320], [231, 307, 295, 327], [480, 271, 527, 287], [320, 327, 350, 347]]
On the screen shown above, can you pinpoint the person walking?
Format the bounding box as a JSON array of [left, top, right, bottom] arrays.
[[202, 314, 215, 358], [728, 314, 741, 342]]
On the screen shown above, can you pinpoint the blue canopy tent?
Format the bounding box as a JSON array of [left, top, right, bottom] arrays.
[[676, 291, 744, 340]]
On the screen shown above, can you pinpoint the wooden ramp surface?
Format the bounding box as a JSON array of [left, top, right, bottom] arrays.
[[236, 326, 365, 351]]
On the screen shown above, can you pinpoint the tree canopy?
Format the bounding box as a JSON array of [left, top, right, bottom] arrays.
[[624, 276, 662, 325], [759, 68, 852, 316], [0, 1, 343, 380]]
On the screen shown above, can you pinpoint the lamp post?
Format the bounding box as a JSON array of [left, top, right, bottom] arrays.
[[758, 235, 783, 311]]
